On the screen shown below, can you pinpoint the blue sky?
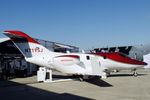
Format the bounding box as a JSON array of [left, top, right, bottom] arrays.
[[0, 0, 150, 49]]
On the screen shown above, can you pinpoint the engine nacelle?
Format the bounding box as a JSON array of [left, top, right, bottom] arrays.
[[53, 55, 80, 66]]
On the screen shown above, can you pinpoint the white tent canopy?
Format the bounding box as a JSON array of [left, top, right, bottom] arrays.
[[144, 53, 150, 68], [0, 38, 10, 43]]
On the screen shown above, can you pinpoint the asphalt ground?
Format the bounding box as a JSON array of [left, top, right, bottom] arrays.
[[0, 69, 150, 100]]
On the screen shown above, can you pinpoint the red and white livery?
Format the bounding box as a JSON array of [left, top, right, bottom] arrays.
[[3, 30, 147, 79]]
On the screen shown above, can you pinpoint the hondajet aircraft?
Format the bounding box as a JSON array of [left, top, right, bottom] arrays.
[[3, 30, 147, 79]]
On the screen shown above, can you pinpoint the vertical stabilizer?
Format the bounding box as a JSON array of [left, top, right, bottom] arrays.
[[3, 30, 52, 58]]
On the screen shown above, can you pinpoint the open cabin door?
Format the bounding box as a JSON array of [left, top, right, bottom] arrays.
[[90, 56, 103, 76]]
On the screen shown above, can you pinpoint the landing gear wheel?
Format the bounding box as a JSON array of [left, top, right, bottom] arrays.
[[79, 76, 92, 81], [79, 77, 84, 82], [106, 72, 110, 76], [132, 68, 138, 77], [133, 71, 138, 77], [78, 75, 84, 82]]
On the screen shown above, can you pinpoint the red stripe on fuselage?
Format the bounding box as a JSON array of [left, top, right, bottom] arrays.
[[55, 55, 80, 59], [93, 52, 147, 65]]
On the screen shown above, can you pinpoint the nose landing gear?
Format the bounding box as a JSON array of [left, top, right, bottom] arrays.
[[132, 69, 138, 77]]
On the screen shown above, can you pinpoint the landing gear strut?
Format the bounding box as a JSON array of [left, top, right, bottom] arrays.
[[79, 77, 84, 81], [132, 69, 138, 77], [79, 75, 94, 81]]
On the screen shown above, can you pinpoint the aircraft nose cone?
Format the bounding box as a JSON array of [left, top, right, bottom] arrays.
[[131, 60, 147, 66], [143, 62, 147, 66]]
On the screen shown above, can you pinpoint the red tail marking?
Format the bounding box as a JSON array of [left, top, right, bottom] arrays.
[[4, 30, 39, 44]]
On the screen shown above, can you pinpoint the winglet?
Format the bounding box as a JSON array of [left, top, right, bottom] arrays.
[[3, 30, 39, 44]]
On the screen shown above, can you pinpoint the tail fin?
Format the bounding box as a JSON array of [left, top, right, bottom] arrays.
[[3, 30, 51, 58]]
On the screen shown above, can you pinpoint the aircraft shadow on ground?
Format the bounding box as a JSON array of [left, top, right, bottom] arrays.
[[52, 75, 113, 87], [52, 75, 75, 79], [108, 73, 147, 77], [85, 77, 113, 87], [0, 79, 92, 100]]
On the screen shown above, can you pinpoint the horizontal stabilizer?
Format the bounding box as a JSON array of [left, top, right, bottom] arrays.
[[3, 30, 39, 44]]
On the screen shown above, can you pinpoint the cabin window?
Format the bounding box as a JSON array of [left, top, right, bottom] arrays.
[[103, 56, 106, 59], [86, 56, 90, 60]]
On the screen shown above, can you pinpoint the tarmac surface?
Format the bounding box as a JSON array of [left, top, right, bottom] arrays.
[[0, 69, 150, 100]]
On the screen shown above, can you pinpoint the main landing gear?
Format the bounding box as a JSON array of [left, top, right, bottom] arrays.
[[78, 75, 95, 81]]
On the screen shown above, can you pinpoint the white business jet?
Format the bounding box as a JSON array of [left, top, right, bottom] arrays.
[[3, 30, 147, 80]]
